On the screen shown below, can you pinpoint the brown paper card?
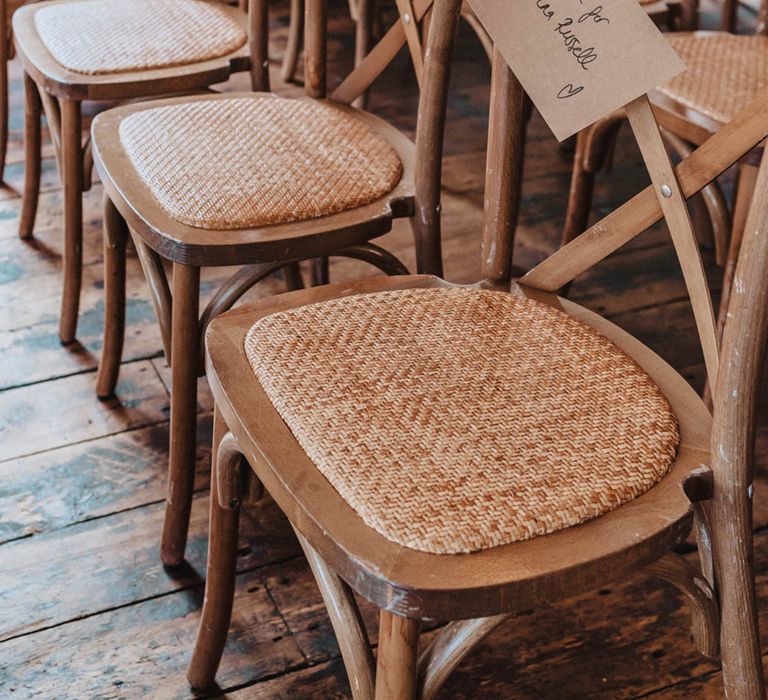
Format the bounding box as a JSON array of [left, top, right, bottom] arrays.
[[466, 0, 686, 141]]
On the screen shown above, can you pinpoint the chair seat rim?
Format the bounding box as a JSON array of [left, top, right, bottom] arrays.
[[206, 274, 711, 621], [91, 91, 416, 267], [650, 31, 768, 144], [12, 0, 250, 100]]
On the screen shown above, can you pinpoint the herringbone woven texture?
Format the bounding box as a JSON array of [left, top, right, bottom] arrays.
[[35, 0, 246, 75], [245, 288, 680, 554], [658, 33, 768, 124], [119, 95, 403, 230]]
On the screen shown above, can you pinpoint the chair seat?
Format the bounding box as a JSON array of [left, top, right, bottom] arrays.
[[118, 95, 404, 230], [657, 32, 768, 125], [244, 287, 680, 555], [33, 0, 246, 75]]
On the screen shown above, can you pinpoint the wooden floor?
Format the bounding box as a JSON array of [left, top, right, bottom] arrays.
[[3, 3, 768, 698]]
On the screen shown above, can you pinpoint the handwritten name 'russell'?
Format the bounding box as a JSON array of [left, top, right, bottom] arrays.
[[532, 0, 604, 71], [554, 17, 598, 69]]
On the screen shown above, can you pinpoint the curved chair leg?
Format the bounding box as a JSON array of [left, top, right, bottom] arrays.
[[18, 71, 41, 240], [296, 532, 376, 699], [132, 236, 172, 363], [375, 611, 419, 700], [280, 0, 304, 83], [417, 615, 508, 700], [59, 98, 84, 344], [335, 242, 410, 276], [645, 553, 719, 658], [96, 195, 129, 400], [160, 262, 201, 566], [198, 261, 292, 354], [188, 411, 242, 689]]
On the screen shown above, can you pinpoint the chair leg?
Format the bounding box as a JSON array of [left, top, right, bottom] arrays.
[[645, 552, 719, 658], [712, 486, 765, 698], [188, 407, 241, 689], [311, 257, 330, 286], [352, 0, 373, 110], [59, 98, 83, 344], [280, 0, 303, 83], [375, 611, 419, 700], [96, 195, 128, 400], [560, 128, 598, 249], [18, 71, 41, 240], [160, 262, 201, 566], [283, 262, 305, 291], [249, 0, 270, 92], [296, 532, 376, 699]]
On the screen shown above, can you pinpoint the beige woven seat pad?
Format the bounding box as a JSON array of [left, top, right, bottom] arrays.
[[245, 288, 680, 555], [34, 0, 246, 75], [658, 33, 768, 124], [119, 96, 404, 230]]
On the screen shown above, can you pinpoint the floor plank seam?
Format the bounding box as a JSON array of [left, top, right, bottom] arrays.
[[0, 487, 208, 548], [0, 411, 173, 465], [0, 551, 311, 646], [0, 350, 166, 394]]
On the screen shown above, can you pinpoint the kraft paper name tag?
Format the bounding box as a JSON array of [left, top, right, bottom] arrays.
[[466, 0, 686, 141]]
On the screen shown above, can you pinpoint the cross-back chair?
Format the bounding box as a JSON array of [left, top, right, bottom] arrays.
[[11, 0, 254, 345], [562, 0, 768, 341], [190, 0, 768, 696], [91, 0, 452, 567]]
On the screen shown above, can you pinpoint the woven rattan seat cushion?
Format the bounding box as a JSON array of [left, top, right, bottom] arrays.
[[119, 96, 404, 230], [658, 33, 768, 124], [245, 288, 680, 555], [34, 0, 246, 75]]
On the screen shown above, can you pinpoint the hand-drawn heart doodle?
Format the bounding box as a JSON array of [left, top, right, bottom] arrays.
[[557, 83, 584, 99]]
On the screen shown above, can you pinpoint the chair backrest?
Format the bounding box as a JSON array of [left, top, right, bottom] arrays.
[[303, 0, 436, 101], [414, 0, 768, 693]]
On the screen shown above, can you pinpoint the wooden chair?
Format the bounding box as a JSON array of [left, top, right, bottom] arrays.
[[562, 4, 768, 340], [12, 0, 254, 345], [189, 0, 768, 696], [91, 0, 451, 567]]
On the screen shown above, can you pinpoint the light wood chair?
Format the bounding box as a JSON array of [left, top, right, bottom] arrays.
[[189, 0, 768, 696], [562, 3, 768, 340], [91, 0, 454, 567], [12, 0, 255, 345]]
